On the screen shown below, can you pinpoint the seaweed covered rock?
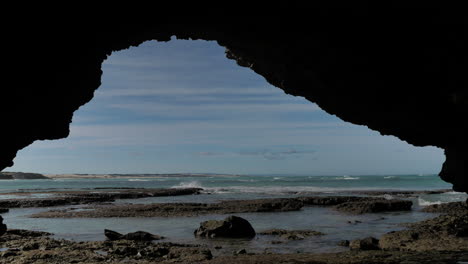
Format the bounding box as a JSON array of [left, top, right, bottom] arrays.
[[194, 216, 256, 238]]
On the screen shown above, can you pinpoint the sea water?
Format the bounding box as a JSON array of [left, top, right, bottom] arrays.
[[1, 174, 466, 254]]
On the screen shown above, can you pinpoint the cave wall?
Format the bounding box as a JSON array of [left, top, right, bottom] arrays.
[[1, 5, 466, 191]]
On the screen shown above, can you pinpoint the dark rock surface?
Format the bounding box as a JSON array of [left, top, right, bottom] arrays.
[[258, 229, 324, 240], [105, 229, 164, 241], [0, 227, 467, 263], [29, 198, 304, 218], [5, 229, 52, 237], [0, 216, 6, 236], [349, 237, 380, 250], [333, 199, 413, 214], [0, 208, 8, 214], [421, 201, 468, 214], [194, 216, 256, 238], [0, 5, 467, 193], [379, 211, 468, 251], [297, 196, 384, 206]]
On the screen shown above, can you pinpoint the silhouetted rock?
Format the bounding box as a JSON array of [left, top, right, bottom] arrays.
[[104, 229, 123, 240], [333, 200, 412, 214], [349, 237, 380, 250], [0, 216, 6, 236], [338, 240, 350, 247], [194, 216, 256, 238], [0, 208, 8, 213], [104, 229, 163, 241], [123, 231, 164, 241]]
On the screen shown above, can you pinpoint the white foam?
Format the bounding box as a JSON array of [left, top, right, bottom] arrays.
[[128, 179, 150, 182], [171, 181, 204, 189], [382, 194, 394, 200], [384, 176, 397, 179], [336, 176, 360, 180], [418, 197, 443, 206]]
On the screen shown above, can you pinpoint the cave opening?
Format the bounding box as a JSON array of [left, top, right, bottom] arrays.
[[7, 38, 446, 180]]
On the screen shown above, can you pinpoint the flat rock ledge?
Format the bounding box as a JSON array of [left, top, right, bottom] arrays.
[[421, 201, 468, 214], [333, 200, 413, 214], [29, 198, 304, 218], [0, 188, 202, 209], [258, 229, 324, 240]]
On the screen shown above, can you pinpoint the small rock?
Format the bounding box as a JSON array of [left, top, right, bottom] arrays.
[[235, 249, 247, 255], [338, 240, 350, 247], [104, 229, 123, 240], [349, 237, 380, 250], [194, 216, 256, 238], [123, 231, 164, 241]]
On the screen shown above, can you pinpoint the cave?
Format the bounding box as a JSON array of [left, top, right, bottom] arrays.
[[1, 5, 466, 192]]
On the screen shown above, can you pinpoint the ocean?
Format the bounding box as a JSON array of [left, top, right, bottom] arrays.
[[1, 174, 466, 254]]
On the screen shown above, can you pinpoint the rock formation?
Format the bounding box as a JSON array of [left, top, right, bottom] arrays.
[[0, 4, 466, 192], [0, 215, 6, 236], [104, 229, 164, 241], [194, 216, 256, 238]]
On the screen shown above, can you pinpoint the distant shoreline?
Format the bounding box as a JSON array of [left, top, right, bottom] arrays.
[[44, 173, 242, 179]]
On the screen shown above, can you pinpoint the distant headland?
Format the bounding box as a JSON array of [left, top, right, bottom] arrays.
[[0, 172, 50, 180]]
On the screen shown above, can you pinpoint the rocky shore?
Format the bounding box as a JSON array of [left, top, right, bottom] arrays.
[[27, 195, 415, 218], [1, 188, 467, 263], [1, 210, 467, 264], [0, 188, 202, 209]]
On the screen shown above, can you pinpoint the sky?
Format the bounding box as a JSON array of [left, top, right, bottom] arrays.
[[8, 38, 445, 175]]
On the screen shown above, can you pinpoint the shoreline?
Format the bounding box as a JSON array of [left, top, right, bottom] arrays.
[[1, 186, 466, 263], [1, 209, 467, 263]]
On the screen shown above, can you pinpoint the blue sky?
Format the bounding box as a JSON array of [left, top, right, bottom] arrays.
[[9, 38, 445, 175]]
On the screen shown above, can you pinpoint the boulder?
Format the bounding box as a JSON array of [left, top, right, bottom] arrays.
[[194, 216, 256, 238], [0, 216, 6, 236], [0, 208, 9, 213], [104, 229, 123, 240], [349, 237, 380, 250], [333, 200, 412, 214]]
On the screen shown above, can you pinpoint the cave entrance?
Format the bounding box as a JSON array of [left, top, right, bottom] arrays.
[[9, 38, 444, 177]]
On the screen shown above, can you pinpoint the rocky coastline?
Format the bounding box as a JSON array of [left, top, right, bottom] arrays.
[[1, 188, 467, 263], [1, 211, 467, 263]]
